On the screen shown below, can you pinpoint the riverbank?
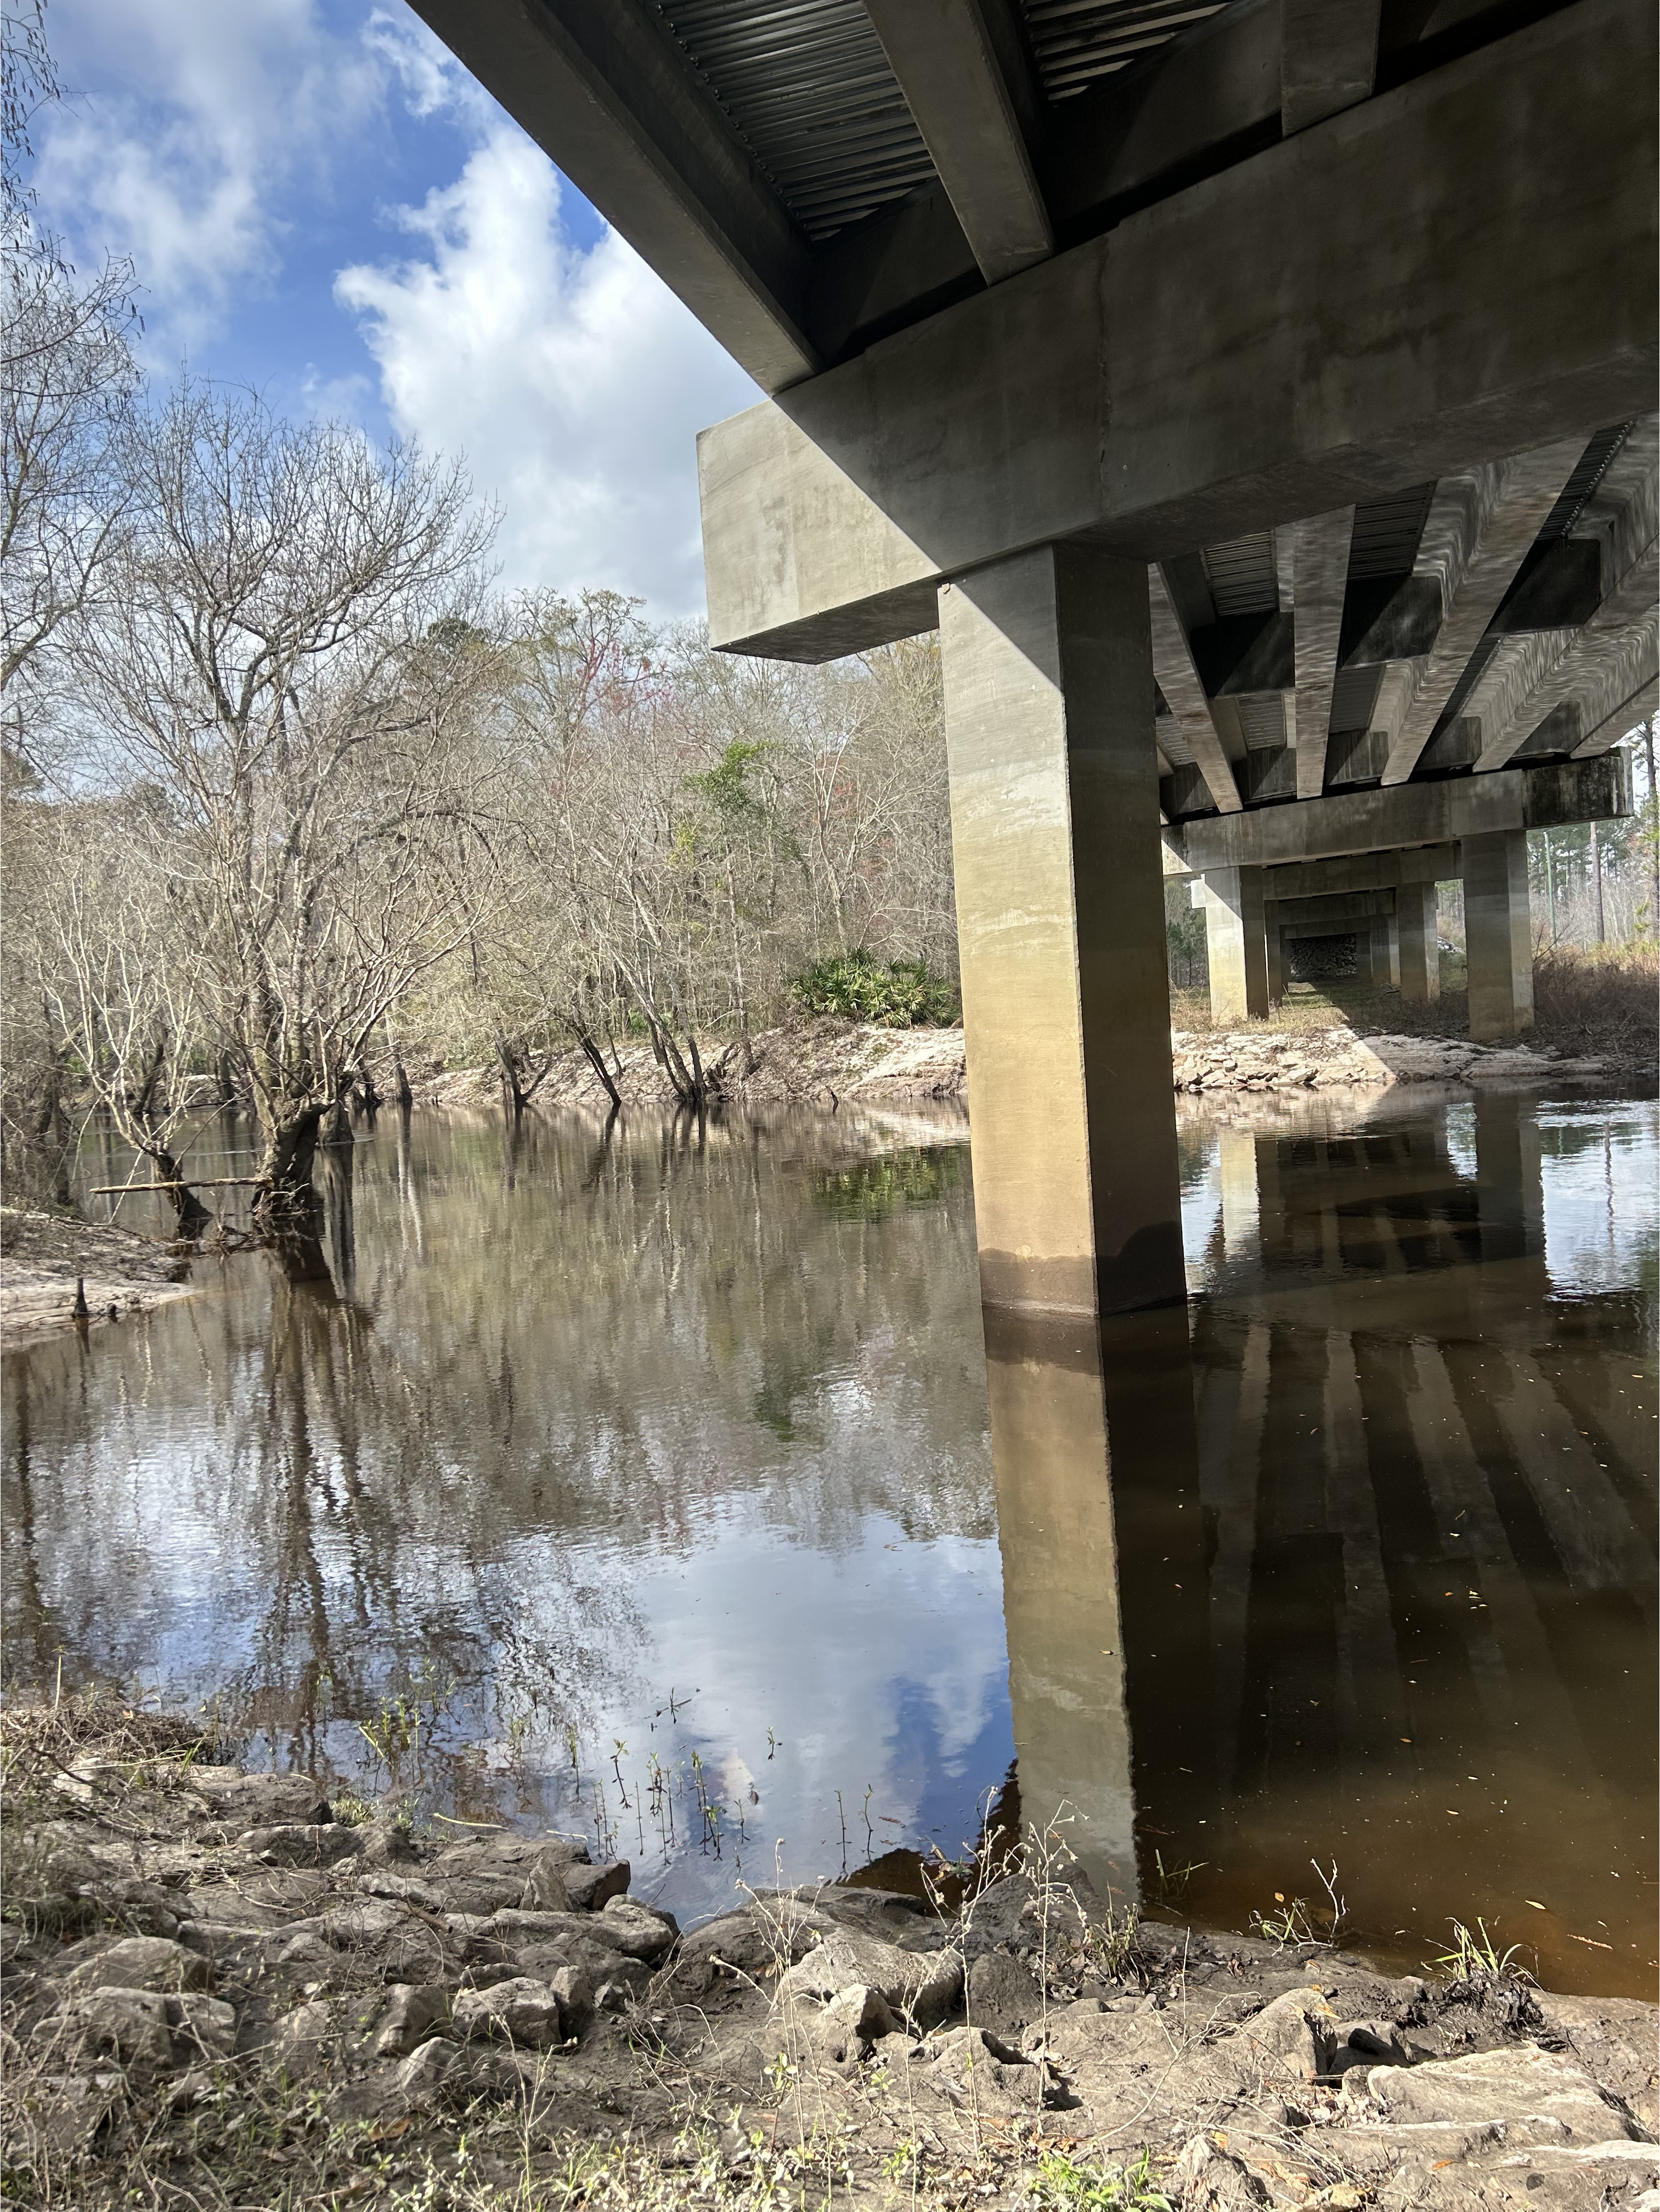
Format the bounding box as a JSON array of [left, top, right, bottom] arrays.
[[3, 1699, 1653, 2212], [0, 1206, 196, 1350], [418, 1014, 1628, 1116]]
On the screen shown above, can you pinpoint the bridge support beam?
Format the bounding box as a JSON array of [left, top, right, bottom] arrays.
[[1397, 879, 1441, 1002], [1463, 830, 1534, 1040], [940, 546, 1184, 1318], [1201, 867, 1271, 1024]]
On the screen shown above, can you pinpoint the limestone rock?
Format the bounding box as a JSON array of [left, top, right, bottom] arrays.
[[451, 1976, 567, 2049], [270, 1998, 338, 2074], [373, 1984, 452, 2058], [778, 1929, 962, 2032], [391, 2038, 524, 2110], [190, 1771, 330, 1829], [596, 1896, 679, 1960], [48, 1985, 177, 2068], [1345, 2041, 1631, 2148], [358, 1870, 446, 1911], [423, 1872, 537, 1917], [677, 1900, 837, 1977], [427, 1831, 589, 1888], [1535, 1993, 1660, 2131], [543, 1963, 595, 2036], [515, 1932, 631, 1982], [64, 1936, 211, 1995], [355, 1821, 420, 1869], [927, 2023, 1064, 2113], [238, 1822, 363, 1867], [315, 1897, 410, 1948], [171, 1993, 237, 2061], [561, 1859, 630, 1913], [967, 1949, 1043, 2032], [594, 1958, 651, 2012]]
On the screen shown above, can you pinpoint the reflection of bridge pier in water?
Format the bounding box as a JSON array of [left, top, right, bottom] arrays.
[[989, 1088, 1657, 1996]]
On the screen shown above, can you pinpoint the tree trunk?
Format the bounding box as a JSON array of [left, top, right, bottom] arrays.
[[253, 1106, 325, 1232], [393, 1056, 414, 1113], [576, 1031, 624, 1111], [146, 1142, 212, 1239], [572, 999, 623, 1110], [494, 1036, 528, 1121]]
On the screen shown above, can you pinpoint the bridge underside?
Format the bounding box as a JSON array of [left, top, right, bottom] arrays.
[[414, 0, 1657, 1323]]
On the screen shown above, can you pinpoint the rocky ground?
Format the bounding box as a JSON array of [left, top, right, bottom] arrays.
[[1168, 1030, 1614, 1094], [3, 1702, 1653, 2212], [0, 1204, 197, 1349]]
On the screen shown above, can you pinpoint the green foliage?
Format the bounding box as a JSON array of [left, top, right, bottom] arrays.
[[791, 950, 959, 1026], [1026, 2147, 1172, 2212], [687, 738, 771, 821]]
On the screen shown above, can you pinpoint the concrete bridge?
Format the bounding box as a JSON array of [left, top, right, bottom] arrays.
[[413, 0, 1656, 1323]]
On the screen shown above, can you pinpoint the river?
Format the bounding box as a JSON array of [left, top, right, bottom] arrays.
[[2, 1081, 1653, 1997]]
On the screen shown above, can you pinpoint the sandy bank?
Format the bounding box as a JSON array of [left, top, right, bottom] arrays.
[[0, 1206, 196, 1351]]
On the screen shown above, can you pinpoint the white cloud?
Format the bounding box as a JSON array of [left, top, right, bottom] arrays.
[[360, 5, 478, 122], [334, 125, 760, 617], [32, 0, 382, 356]]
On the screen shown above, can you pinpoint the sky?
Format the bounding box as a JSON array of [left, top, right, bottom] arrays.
[[27, 0, 761, 618]]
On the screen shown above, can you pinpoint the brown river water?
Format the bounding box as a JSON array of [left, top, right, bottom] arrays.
[[2, 1082, 1654, 1997]]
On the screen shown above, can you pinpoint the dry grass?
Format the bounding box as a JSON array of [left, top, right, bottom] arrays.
[[1531, 943, 1659, 1064], [1173, 943, 1658, 1065]]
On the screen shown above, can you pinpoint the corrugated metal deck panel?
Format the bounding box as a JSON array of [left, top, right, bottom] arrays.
[[1204, 531, 1278, 617], [1019, 0, 1234, 99], [653, 0, 936, 239]]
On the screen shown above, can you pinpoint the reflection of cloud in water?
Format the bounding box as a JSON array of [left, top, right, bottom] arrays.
[[1536, 1100, 1657, 1297], [544, 1513, 1010, 1920], [2, 1108, 1003, 1917]]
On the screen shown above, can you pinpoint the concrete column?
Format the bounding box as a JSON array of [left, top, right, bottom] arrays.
[[1217, 1125, 1260, 1262], [940, 547, 1184, 1317], [1263, 899, 1284, 1004], [987, 1304, 1214, 1911], [1368, 912, 1394, 990], [1202, 866, 1270, 1023], [1463, 830, 1534, 1040], [986, 1309, 1136, 1906], [1397, 881, 1440, 1001]]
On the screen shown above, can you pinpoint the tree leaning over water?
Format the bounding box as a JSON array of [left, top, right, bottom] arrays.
[[66, 382, 503, 1227]]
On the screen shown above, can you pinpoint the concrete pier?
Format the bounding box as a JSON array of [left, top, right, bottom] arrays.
[[941, 548, 1184, 1317], [1200, 867, 1269, 1024], [1464, 830, 1535, 1040], [1397, 881, 1441, 1002]]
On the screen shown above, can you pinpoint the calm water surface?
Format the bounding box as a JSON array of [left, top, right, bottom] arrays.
[[2, 1085, 1654, 1996]]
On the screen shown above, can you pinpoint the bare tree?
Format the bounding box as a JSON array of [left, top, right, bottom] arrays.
[[68, 382, 502, 1226], [1, 0, 140, 757], [35, 796, 212, 1234]]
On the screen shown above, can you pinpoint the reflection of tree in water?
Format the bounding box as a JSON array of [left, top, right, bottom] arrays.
[[2, 1105, 995, 1820], [811, 1147, 965, 1223]]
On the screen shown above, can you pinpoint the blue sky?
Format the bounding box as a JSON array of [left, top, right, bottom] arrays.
[[30, 0, 760, 616]]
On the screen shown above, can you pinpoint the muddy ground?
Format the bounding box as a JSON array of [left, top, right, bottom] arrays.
[[2, 1702, 1653, 2212]]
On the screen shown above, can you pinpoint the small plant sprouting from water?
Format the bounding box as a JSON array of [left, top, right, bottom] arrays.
[[1250, 1859, 1346, 1949], [1434, 1916, 1531, 1984], [1153, 1849, 1206, 1909]]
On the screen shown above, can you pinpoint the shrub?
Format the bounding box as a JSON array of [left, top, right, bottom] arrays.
[[790, 951, 960, 1026]]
